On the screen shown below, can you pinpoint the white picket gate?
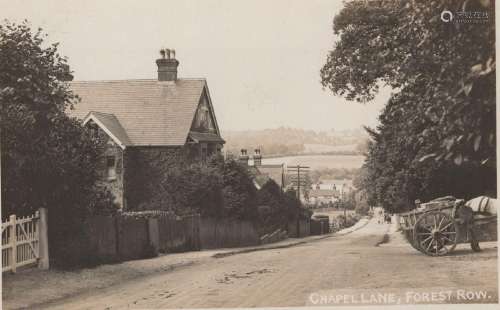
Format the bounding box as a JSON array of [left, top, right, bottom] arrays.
[[2, 208, 49, 273]]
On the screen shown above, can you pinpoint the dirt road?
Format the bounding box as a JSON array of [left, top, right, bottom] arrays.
[[39, 219, 497, 309]]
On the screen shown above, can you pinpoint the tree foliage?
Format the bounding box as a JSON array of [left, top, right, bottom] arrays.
[[147, 155, 310, 231], [1, 21, 117, 265], [255, 180, 309, 231], [149, 156, 258, 220], [322, 0, 496, 211]]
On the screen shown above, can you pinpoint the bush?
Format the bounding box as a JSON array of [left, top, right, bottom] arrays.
[[220, 159, 258, 220], [0, 22, 116, 267], [153, 161, 224, 216], [256, 181, 286, 229], [146, 156, 258, 221]]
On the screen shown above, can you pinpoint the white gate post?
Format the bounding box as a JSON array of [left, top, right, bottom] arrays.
[[10, 214, 17, 273], [38, 208, 49, 270]]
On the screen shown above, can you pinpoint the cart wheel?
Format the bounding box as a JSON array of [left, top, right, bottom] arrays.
[[471, 240, 481, 252], [413, 211, 457, 256]]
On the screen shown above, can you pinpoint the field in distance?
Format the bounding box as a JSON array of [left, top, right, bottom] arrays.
[[303, 143, 357, 153], [262, 154, 365, 170]]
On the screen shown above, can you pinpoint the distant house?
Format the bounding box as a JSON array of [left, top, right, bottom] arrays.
[[236, 149, 286, 190], [308, 188, 340, 205], [318, 179, 354, 200], [68, 50, 225, 209]]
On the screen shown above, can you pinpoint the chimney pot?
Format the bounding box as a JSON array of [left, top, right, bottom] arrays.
[[156, 48, 179, 82], [253, 148, 262, 166], [239, 149, 249, 166]]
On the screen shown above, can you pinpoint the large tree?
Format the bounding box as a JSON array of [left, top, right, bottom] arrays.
[[323, 0, 496, 211], [1, 21, 115, 265]]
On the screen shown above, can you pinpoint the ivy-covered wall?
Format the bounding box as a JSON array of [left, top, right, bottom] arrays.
[[123, 146, 195, 210], [89, 116, 207, 211], [92, 125, 125, 209], [103, 141, 124, 208]]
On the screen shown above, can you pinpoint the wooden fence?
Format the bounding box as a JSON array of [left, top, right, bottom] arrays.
[[199, 217, 260, 249], [2, 209, 49, 273], [82, 214, 263, 263], [157, 214, 200, 253]]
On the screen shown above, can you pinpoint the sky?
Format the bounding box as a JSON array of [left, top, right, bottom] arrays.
[[2, 0, 388, 132]]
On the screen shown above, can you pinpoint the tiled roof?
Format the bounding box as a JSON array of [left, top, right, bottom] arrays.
[[320, 179, 353, 187], [253, 174, 272, 189], [68, 79, 208, 146], [254, 164, 284, 188], [309, 189, 339, 198], [247, 164, 286, 191], [85, 111, 132, 146], [248, 166, 273, 189]]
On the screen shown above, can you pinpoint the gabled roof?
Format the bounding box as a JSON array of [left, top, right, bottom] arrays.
[[256, 164, 285, 188], [68, 79, 220, 146], [248, 164, 285, 189], [84, 111, 132, 148]]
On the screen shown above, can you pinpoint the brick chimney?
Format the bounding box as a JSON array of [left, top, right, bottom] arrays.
[[238, 149, 249, 166], [156, 48, 179, 82], [253, 148, 262, 166]]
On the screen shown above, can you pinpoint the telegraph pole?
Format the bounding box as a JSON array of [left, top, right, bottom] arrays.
[[287, 165, 310, 201], [297, 165, 300, 200], [287, 164, 310, 237]]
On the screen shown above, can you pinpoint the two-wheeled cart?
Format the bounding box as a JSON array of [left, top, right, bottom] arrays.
[[399, 196, 497, 256]]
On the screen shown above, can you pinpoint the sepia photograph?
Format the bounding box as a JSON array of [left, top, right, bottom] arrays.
[[0, 0, 498, 309]]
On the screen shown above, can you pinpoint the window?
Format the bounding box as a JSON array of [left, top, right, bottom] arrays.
[[88, 122, 100, 141], [200, 143, 208, 162], [106, 156, 116, 180]]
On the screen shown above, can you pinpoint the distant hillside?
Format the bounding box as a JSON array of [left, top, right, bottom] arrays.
[[221, 127, 369, 157]]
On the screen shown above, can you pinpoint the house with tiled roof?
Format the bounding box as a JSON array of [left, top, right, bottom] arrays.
[[236, 149, 286, 190], [68, 50, 225, 209], [308, 186, 340, 205], [314, 179, 354, 200]]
